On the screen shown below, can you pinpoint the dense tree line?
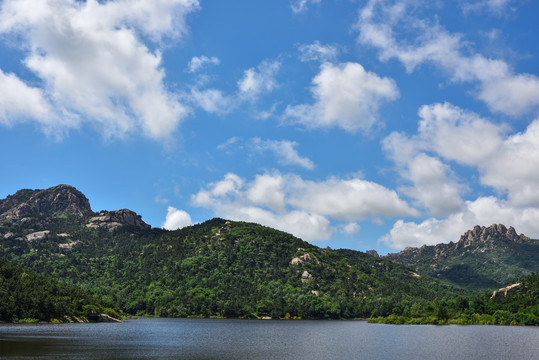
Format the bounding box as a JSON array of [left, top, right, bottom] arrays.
[[0, 217, 465, 320], [0, 260, 119, 323], [369, 273, 538, 325]]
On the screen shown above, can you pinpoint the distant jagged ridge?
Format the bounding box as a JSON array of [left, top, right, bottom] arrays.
[[456, 224, 529, 247], [385, 224, 539, 290]]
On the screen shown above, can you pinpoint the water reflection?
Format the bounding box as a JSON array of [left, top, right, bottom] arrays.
[[0, 318, 538, 359]]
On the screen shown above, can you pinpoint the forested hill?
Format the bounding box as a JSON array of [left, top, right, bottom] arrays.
[[385, 224, 539, 290], [369, 272, 539, 325], [0, 185, 463, 319], [0, 259, 120, 323]]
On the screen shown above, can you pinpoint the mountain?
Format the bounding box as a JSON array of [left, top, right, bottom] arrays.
[[0, 185, 462, 319], [86, 209, 151, 231], [0, 185, 151, 239], [385, 224, 539, 290], [0, 184, 92, 220]]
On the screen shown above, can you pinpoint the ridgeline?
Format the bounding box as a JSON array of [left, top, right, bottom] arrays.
[[385, 224, 539, 290], [0, 185, 537, 324]]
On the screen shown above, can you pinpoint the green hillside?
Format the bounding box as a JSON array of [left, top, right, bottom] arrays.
[[369, 272, 539, 325], [3, 185, 537, 322], [385, 225, 539, 290], [0, 213, 461, 319], [0, 259, 120, 323]]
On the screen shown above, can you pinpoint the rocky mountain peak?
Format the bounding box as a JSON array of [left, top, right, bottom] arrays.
[[0, 184, 93, 220], [384, 223, 538, 290], [86, 209, 151, 231], [456, 224, 528, 249], [365, 249, 380, 258]]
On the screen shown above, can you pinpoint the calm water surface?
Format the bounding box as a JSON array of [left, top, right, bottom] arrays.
[[0, 317, 537, 359]]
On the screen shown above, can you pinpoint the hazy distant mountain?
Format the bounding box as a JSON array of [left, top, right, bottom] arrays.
[[385, 224, 539, 290]]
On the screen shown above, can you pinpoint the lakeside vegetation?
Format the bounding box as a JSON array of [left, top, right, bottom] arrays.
[[0, 260, 121, 323], [368, 273, 538, 325]]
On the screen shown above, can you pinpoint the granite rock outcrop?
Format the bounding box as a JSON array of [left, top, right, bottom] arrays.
[[86, 209, 151, 231], [0, 185, 92, 220]]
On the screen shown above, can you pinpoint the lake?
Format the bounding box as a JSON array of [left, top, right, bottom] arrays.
[[0, 317, 537, 359]]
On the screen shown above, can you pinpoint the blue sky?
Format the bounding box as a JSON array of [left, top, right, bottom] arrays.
[[1, 0, 539, 254]]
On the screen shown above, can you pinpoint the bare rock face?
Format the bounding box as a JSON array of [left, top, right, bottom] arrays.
[[0, 185, 151, 233], [86, 209, 151, 231], [490, 283, 521, 299], [456, 224, 528, 249], [85, 312, 122, 323], [389, 224, 530, 259], [301, 270, 313, 283], [212, 221, 233, 240], [25, 230, 51, 242], [291, 251, 320, 265], [0, 185, 92, 220], [384, 223, 537, 290], [366, 250, 379, 258]]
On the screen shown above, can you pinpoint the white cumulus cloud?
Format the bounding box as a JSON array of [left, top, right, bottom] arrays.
[[298, 41, 339, 63], [0, 0, 199, 139], [238, 60, 281, 100], [288, 176, 418, 221], [284, 62, 399, 133], [385, 102, 539, 209], [216, 137, 315, 170], [162, 206, 192, 230], [192, 174, 333, 241], [189, 88, 234, 114], [191, 172, 416, 241], [290, 0, 321, 14], [246, 173, 287, 212], [251, 138, 315, 170], [341, 222, 361, 235], [480, 119, 539, 207], [382, 102, 512, 216], [398, 154, 465, 217], [190, 59, 280, 113], [187, 55, 220, 73], [357, 0, 539, 116], [381, 197, 539, 249], [415, 103, 507, 166], [462, 0, 516, 15], [0, 69, 55, 127], [381, 102, 539, 248]]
